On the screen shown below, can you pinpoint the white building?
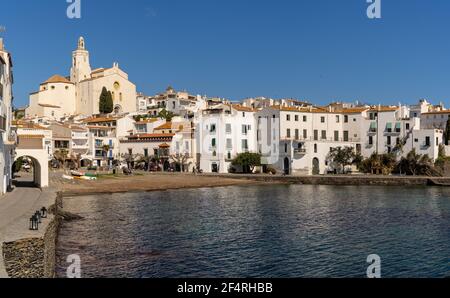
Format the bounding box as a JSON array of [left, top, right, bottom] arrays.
[[26, 37, 137, 119], [196, 104, 257, 173], [0, 38, 16, 194]]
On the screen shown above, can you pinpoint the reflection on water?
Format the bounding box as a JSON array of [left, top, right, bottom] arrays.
[[56, 185, 450, 278]]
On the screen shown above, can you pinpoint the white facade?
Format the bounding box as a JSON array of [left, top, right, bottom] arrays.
[[0, 38, 16, 194], [196, 104, 257, 173], [26, 37, 137, 120]]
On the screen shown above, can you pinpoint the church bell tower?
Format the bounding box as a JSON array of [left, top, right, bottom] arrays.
[[70, 37, 92, 83]]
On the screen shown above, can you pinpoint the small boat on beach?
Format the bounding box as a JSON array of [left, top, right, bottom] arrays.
[[71, 170, 85, 177]]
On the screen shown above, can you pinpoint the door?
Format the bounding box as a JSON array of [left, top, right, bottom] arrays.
[[284, 157, 290, 175], [312, 158, 320, 175]]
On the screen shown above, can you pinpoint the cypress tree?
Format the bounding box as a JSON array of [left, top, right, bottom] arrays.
[[105, 91, 114, 114], [99, 87, 108, 114], [445, 118, 450, 145]]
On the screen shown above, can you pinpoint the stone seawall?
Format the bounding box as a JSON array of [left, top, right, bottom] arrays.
[[1, 193, 62, 278]]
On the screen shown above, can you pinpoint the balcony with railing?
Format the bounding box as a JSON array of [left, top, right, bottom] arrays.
[[294, 147, 307, 155]]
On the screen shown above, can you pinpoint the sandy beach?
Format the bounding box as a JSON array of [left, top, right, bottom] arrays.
[[61, 172, 267, 196]]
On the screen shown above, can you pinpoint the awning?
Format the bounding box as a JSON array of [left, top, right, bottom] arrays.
[[370, 122, 377, 129], [386, 123, 392, 130], [395, 123, 401, 129]]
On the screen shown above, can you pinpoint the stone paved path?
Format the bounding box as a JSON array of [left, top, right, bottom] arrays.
[[0, 173, 58, 278]]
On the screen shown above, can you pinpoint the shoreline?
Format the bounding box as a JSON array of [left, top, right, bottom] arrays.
[[61, 172, 450, 197], [2, 172, 450, 278]]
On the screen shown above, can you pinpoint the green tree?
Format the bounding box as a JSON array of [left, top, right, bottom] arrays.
[[445, 118, 450, 145], [105, 91, 114, 114], [99, 87, 108, 114], [358, 153, 396, 175], [14, 157, 24, 173], [102, 145, 111, 167], [231, 152, 261, 173], [99, 87, 114, 114], [396, 149, 439, 176], [326, 146, 358, 174], [158, 109, 175, 122]]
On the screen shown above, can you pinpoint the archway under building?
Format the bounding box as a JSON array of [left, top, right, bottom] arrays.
[[312, 158, 320, 175], [13, 151, 49, 188], [283, 157, 290, 175], [80, 158, 92, 168]]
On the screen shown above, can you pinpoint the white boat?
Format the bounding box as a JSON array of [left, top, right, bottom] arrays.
[[62, 175, 74, 180]]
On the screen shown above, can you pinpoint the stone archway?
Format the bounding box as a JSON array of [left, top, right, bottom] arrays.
[[284, 157, 290, 175], [312, 158, 320, 175], [14, 150, 49, 188]]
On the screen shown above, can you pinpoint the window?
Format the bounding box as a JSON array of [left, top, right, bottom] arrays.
[[295, 115, 299, 122], [344, 115, 349, 123], [210, 124, 216, 133], [314, 144, 318, 153], [387, 136, 391, 145], [185, 141, 190, 151], [303, 129, 307, 139], [286, 114, 291, 121], [242, 112, 246, 117], [226, 124, 232, 134], [321, 117, 325, 123], [226, 139, 232, 149], [406, 123, 410, 130], [211, 138, 216, 148], [144, 149, 148, 157], [336, 116, 340, 123], [314, 130, 318, 141], [386, 123, 392, 133], [287, 129, 291, 138], [321, 130, 327, 140], [128, 149, 133, 155], [369, 136, 373, 145], [285, 143, 288, 153], [242, 125, 248, 135], [425, 137, 430, 147], [343, 131, 349, 142], [334, 131, 339, 142], [303, 116, 307, 122], [295, 129, 299, 140], [242, 139, 249, 151]]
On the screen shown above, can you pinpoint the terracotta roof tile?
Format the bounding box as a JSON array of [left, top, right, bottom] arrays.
[[42, 75, 73, 85]]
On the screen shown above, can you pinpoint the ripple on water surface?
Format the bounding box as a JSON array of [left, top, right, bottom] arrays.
[[56, 185, 450, 278]]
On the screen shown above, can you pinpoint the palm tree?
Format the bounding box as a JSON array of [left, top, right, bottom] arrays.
[[102, 145, 111, 168], [54, 149, 69, 169]]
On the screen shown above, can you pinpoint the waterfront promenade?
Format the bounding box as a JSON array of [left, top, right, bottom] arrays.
[[0, 174, 58, 278]]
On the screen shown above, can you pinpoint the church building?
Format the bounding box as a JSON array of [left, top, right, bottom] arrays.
[[26, 37, 137, 119]]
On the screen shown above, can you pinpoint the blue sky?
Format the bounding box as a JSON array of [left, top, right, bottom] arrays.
[[1, 0, 450, 108]]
